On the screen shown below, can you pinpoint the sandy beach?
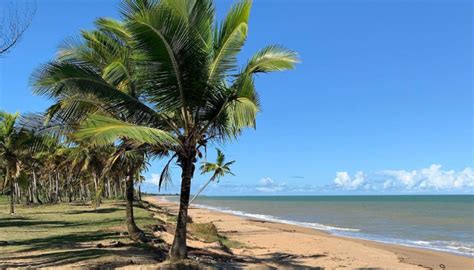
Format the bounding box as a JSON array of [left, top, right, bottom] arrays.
[[145, 196, 474, 270]]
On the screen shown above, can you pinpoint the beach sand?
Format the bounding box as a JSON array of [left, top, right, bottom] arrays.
[[145, 196, 474, 270]]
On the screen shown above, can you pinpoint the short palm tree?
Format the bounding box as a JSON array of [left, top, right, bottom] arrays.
[[102, 144, 153, 241], [0, 111, 31, 214], [190, 149, 234, 204], [33, 0, 298, 259]]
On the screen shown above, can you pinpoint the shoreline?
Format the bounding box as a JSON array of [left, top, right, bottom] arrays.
[[191, 201, 471, 258], [146, 196, 474, 269]]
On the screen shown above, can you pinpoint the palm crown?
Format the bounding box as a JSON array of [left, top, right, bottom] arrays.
[[34, 0, 298, 153], [190, 148, 235, 204], [32, 0, 298, 259]]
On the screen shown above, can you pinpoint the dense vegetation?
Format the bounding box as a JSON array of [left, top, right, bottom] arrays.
[[1, 0, 297, 261]]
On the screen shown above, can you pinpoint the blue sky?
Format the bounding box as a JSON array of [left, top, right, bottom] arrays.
[[0, 0, 472, 195]]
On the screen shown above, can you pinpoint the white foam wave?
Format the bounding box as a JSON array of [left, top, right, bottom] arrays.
[[339, 234, 474, 257], [193, 203, 360, 232]]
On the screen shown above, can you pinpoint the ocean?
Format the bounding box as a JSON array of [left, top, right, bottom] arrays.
[[165, 195, 474, 257]]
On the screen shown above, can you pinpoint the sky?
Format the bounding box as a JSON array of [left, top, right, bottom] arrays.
[[0, 0, 472, 195]]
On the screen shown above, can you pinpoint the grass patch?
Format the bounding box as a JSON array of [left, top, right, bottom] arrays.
[[0, 195, 161, 267], [188, 222, 245, 249]]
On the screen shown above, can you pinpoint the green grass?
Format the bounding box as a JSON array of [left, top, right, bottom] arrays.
[[0, 195, 161, 267], [188, 222, 245, 249]]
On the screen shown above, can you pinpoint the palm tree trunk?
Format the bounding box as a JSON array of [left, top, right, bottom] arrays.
[[125, 172, 144, 241], [113, 180, 118, 198], [7, 167, 14, 214], [138, 184, 142, 201], [93, 173, 100, 208], [170, 157, 195, 260], [48, 173, 52, 202], [107, 177, 111, 199], [54, 172, 59, 203], [27, 185, 32, 204], [189, 178, 213, 205], [15, 182, 20, 204], [32, 169, 39, 204], [67, 176, 73, 203], [80, 178, 85, 202]]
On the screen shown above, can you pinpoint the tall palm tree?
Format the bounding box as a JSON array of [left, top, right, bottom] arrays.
[[33, 15, 159, 240], [190, 149, 234, 204], [33, 0, 298, 259]]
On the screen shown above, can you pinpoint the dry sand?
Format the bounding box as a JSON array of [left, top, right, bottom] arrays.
[[145, 196, 474, 270]]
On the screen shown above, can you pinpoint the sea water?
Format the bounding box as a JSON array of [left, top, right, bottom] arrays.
[[164, 195, 474, 257]]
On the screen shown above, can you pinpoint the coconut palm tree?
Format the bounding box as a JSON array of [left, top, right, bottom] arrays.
[[32, 15, 162, 240], [68, 143, 113, 208], [190, 149, 234, 204], [102, 144, 152, 241], [33, 0, 298, 259], [0, 111, 32, 214]]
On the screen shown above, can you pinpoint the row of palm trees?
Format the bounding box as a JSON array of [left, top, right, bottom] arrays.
[[4, 0, 297, 261], [0, 111, 146, 210]]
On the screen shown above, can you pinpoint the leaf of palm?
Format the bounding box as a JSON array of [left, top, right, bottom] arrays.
[[128, 4, 205, 113], [32, 61, 162, 125], [74, 114, 178, 147], [209, 0, 251, 82]]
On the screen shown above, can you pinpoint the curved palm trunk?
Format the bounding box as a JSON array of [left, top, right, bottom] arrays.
[[189, 178, 213, 205], [170, 156, 195, 260], [125, 172, 144, 241]]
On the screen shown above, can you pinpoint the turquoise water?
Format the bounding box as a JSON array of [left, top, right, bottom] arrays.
[[165, 195, 474, 256]]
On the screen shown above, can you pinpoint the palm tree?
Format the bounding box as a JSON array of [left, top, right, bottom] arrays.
[[0, 111, 31, 214], [102, 144, 151, 241], [68, 143, 113, 208], [33, 15, 158, 240], [190, 149, 234, 205], [33, 0, 298, 259]]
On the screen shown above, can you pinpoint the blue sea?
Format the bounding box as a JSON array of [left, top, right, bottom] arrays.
[[165, 195, 474, 257]]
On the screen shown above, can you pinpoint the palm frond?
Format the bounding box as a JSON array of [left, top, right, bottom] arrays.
[[244, 45, 299, 74], [158, 154, 176, 191], [32, 61, 162, 125], [128, 2, 208, 112], [209, 0, 251, 82], [74, 114, 178, 147]]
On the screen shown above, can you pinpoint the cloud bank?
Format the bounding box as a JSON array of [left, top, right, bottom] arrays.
[[256, 177, 286, 192], [143, 164, 473, 195], [334, 171, 365, 190], [334, 164, 474, 192]]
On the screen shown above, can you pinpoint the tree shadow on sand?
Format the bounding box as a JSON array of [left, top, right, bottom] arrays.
[[0, 247, 164, 268], [0, 229, 166, 269], [190, 248, 326, 269], [1, 231, 119, 252]]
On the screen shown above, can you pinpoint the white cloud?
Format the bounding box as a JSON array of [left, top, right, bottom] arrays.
[[383, 180, 393, 190], [382, 164, 474, 190], [259, 177, 274, 186], [256, 177, 286, 192], [334, 164, 474, 192], [334, 171, 365, 190], [147, 173, 161, 186]]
